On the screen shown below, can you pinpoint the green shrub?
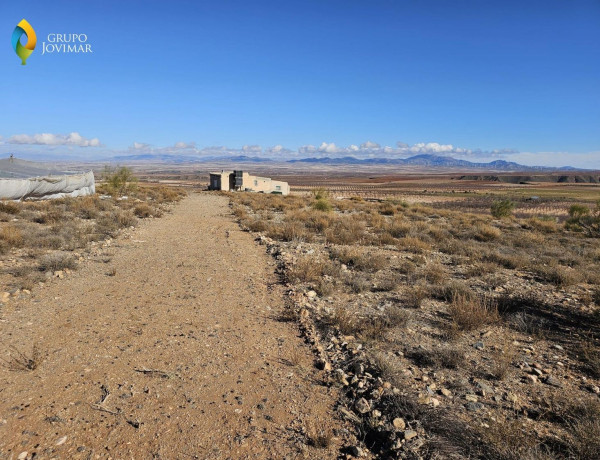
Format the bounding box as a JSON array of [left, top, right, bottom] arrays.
[[311, 188, 330, 200], [103, 166, 138, 195], [312, 199, 333, 212], [565, 201, 600, 237], [491, 199, 515, 219]]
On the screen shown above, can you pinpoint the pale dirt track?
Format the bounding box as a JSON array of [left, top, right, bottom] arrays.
[[0, 193, 343, 459]]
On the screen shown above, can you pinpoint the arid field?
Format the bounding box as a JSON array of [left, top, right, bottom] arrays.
[[1, 167, 599, 459], [226, 171, 600, 459]]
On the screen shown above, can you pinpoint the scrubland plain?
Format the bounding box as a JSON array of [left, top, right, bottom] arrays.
[[229, 175, 600, 459]]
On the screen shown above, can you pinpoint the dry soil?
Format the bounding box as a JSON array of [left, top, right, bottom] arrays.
[[0, 193, 343, 459]]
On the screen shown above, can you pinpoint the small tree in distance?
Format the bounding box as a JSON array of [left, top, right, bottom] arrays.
[[102, 166, 138, 196], [491, 199, 515, 219]]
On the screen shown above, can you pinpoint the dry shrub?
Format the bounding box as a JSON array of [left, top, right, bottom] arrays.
[[329, 306, 359, 335], [325, 217, 365, 245], [535, 263, 583, 287], [246, 217, 269, 232], [464, 261, 498, 278], [396, 236, 431, 253], [371, 351, 400, 382], [288, 255, 333, 283], [419, 262, 447, 284], [38, 252, 77, 272], [428, 225, 449, 242], [386, 219, 411, 238], [0, 225, 24, 248], [1, 343, 42, 371], [33, 208, 65, 224], [527, 217, 558, 233], [269, 221, 311, 242], [410, 346, 464, 369], [346, 272, 371, 293], [447, 294, 499, 332], [379, 202, 396, 216], [489, 342, 516, 380], [71, 196, 101, 219], [570, 420, 600, 459], [232, 205, 247, 220], [404, 283, 430, 308], [330, 246, 387, 272], [478, 419, 548, 460], [579, 339, 600, 378], [433, 280, 475, 302], [376, 273, 402, 292], [483, 250, 528, 269], [472, 223, 501, 242], [300, 210, 334, 233], [133, 203, 153, 218], [0, 201, 21, 215]]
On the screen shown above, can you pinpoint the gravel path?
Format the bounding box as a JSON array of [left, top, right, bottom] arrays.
[[0, 193, 342, 459]]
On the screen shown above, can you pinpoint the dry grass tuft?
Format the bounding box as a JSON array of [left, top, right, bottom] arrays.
[[330, 247, 387, 272], [396, 236, 431, 253], [579, 339, 600, 378], [0, 201, 21, 215], [38, 252, 77, 272], [1, 343, 42, 371], [472, 224, 502, 242], [489, 342, 516, 380], [0, 225, 24, 248], [404, 283, 430, 308], [447, 294, 499, 332], [534, 263, 583, 287]]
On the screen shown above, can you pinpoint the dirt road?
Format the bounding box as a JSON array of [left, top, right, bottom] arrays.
[[0, 193, 343, 459]]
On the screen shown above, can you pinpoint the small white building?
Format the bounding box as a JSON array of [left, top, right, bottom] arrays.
[[209, 170, 290, 195]]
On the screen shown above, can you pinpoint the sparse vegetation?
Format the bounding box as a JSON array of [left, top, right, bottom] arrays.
[[229, 182, 600, 459], [0, 182, 185, 294]]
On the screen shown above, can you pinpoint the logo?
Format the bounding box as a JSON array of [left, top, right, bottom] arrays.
[[11, 19, 37, 65]]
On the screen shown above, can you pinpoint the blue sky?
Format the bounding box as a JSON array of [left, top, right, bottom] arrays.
[[0, 0, 599, 167]]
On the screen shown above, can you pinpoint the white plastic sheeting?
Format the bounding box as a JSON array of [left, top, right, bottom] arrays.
[[0, 171, 95, 200]]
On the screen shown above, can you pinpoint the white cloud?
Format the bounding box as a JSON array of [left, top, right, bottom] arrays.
[[318, 142, 343, 154], [360, 140, 380, 149], [242, 144, 262, 153], [8, 132, 102, 147], [173, 141, 196, 149], [298, 144, 317, 154], [265, 144, 294, 156], [131, 142, 151, 150]]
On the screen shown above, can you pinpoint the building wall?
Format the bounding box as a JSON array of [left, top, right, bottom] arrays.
[[209, 171, 233, 191], [210, 170, 289, 195], [241, 174, 290, 195]]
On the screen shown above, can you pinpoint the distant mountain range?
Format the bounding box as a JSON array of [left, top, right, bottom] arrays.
[[287, 154, 582, 171], [108, 153, 583, 171]]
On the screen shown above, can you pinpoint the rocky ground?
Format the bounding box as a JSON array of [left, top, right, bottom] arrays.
[[231, 191, 600, 459], [0, 193, 355, 459]]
